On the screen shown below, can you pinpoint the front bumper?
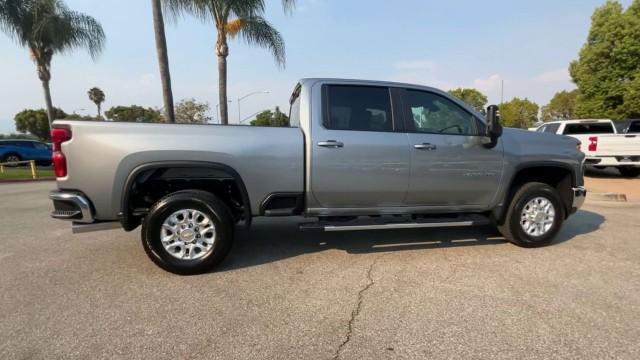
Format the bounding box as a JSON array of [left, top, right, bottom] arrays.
[[49, 190, 94, 224], [571, 186, 587, 212]]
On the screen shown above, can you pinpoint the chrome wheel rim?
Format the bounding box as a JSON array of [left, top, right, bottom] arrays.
[[160, 209, 216, 260], [6, 155, 19, 163], [520, 197, 555, 237]]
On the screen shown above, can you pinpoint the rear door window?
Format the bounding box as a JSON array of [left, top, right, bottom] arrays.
[[323, 85, 393, 132], [563, 123, 615, 134]]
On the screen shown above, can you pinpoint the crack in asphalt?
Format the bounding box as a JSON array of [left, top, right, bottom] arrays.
[[333, 257, 379, 360]]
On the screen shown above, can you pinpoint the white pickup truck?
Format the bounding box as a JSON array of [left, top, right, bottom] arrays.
[[533, 119, 640, 177]]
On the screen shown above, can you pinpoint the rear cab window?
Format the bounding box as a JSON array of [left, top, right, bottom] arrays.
[[288, 83, 301, 128], [563, 122, 615, 135]]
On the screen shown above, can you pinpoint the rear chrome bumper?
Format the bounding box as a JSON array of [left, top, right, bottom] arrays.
[[572, 186, 587, 211], [49, 191, 94, 223]]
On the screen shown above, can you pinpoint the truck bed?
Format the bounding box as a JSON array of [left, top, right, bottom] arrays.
[[55, 120, 304, 220]]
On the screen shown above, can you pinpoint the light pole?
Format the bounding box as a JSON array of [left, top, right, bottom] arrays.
[[215, 101, 232, 124], [237, 91, 269, 123]]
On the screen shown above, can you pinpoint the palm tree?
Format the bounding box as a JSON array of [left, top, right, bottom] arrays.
[[0, 0, 105, 129], [87, 87, 105, 119], [152, 0, 175, 123], [166, 0, 294, 125]]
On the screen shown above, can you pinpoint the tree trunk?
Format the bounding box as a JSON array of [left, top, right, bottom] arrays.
[[217, 55, 229, 125], [97, 103, 102, 119], [216, 35, 229, 125], [151, 0, 175, 123], [38, 63, 54, 131]]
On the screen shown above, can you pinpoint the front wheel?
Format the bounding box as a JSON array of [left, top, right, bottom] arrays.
[[618, 167, 640, 178], [498, 182, 565, 248], [141, 190, 234, 275]]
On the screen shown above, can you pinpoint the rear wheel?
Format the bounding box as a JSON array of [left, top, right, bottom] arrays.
[[141, 190, 234, 275], [618, 167, 640, 178], [498, 182, 565, 247], [2, 153, 21, 166]]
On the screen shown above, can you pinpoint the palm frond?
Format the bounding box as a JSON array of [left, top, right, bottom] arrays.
[[0, 0, 105, 61], [234, 15, 285, 68], [281, 0, 296, 14]]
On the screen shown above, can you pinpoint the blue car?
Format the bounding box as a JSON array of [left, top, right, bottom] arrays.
[[0, 140, 52, 165]]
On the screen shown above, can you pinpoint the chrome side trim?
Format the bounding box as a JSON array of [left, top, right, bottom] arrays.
[[324, 221, 474, 232], [49, 191, 94, 223]]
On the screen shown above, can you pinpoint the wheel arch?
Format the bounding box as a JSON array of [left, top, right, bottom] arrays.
[[119, 161, 252, 231], [494, 161, 576, 224]]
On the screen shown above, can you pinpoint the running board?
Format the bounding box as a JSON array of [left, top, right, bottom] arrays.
[[300, 214, 490, 232], [72, 221, 121, 234]]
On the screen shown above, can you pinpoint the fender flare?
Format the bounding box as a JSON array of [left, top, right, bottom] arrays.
[[119, 161, 252, 230], [493, 161, 577, 223]]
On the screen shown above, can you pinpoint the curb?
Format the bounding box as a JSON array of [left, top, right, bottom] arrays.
[[588, 192, 627, 202], [0, 178, 56, 184]]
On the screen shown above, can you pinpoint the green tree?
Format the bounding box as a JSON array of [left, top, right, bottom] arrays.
[[87, 87, 105, 119], [250, 107, 289, 127], [152, 0, 175, 123], [104, 106, 163, 123], [570, 0, 640, 119], [541, 89, 579, 121], [500, 98, 539, 128], [447, 88, 488, 113], [0, 0, 105, 129], [14, 108, 67, 140], [165, 0, 295, 125], [175, 98, 212, 124]]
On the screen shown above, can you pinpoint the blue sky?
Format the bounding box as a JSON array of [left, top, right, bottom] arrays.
[[0, 0, 632, 133]]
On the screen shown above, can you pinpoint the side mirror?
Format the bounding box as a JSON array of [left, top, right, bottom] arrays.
[[485, 105, 502, 146]]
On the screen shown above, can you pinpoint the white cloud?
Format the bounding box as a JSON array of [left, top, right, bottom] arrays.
[[533, 68, 571, 83], [472, 74, 503, 93]]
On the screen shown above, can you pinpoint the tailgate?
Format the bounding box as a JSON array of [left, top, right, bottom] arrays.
[[588, 134, 640, 156]]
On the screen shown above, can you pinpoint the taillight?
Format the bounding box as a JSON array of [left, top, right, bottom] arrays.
[[588, 136, 598, 152], [51, 127, 72, 177]]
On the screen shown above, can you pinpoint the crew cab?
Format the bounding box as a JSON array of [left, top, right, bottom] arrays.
[[49, 79, 586, 275], [533, 119, 640, 177]]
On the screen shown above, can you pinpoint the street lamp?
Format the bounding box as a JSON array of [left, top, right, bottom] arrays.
[[215, 100, 233, 124], [237, 91, 269, 123]]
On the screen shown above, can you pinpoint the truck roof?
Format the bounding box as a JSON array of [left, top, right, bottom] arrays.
[[544, 119, 613, 125], [298, 78, 444, 93]]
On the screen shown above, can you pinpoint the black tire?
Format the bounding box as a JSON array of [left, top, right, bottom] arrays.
[[2, 153, 22, 166], [141, 190, 234, 275], [498, 182, 565, 248], [618, 167, 640, 178]]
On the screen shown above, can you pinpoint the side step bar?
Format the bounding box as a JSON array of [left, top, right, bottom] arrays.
[[300, 214, 491, 232], [72, 221, 121, 234]]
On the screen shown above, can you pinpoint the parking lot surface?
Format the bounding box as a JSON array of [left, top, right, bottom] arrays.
[[1, 182, 639, 359]]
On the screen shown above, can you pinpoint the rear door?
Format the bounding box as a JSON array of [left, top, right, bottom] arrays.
[[309, 84, 411, 208], [400, 89, 503, 207]]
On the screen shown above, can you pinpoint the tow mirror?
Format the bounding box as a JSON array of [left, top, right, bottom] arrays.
[[484, 105, 502, 147]]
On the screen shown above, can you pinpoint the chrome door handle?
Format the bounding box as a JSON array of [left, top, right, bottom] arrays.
[[414, 143, 437, 150], [318, 140, 344, 148]]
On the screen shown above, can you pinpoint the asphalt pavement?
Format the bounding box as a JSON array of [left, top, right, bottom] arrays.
[[0, 182, 639, 359]]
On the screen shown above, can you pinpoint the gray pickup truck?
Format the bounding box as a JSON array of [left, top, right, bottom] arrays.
[[49, 78, 586, 274]]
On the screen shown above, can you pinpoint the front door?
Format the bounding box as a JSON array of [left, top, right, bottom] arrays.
[[401, 89, 504, 207], [310, 85, 411, 208]]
